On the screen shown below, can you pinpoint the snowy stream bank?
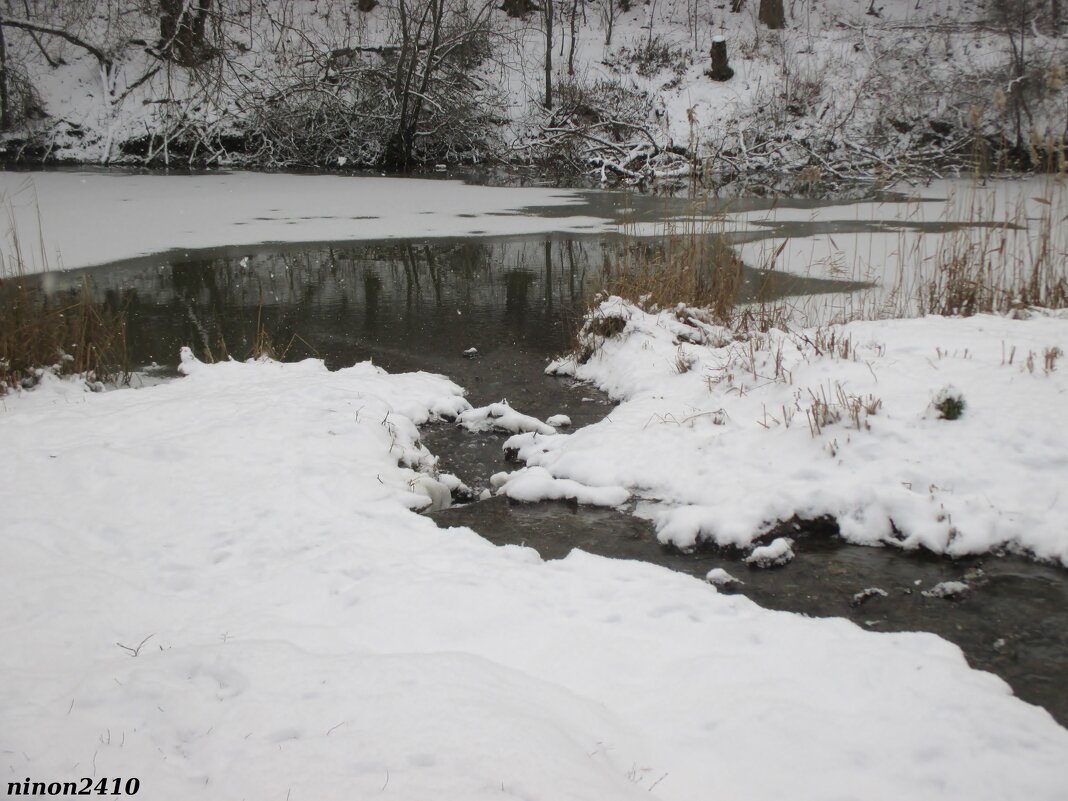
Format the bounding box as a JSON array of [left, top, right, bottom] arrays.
[[504, 299, 1068, 565], [3, 353, 1068, 800]]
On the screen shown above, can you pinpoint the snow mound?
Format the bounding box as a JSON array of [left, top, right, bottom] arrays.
[[458, 401, 556, 435], [705, 568, 743, 587], [497, 466, 630, 507], [851, 587, 890, 607], [923, 581, 971, 599], [745, 538, 796, 568]]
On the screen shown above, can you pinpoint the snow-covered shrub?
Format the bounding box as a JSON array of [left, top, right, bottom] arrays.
[[570, 307, 628, 365], [525, 76, 658, 174], [242, 2, 506, 169]]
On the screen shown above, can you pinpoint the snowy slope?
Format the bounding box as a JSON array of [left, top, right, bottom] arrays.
[[1, 0, 1063, 178], [2, 355, 1067, 800]]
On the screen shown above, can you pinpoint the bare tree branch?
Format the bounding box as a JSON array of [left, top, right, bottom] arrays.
[[0, 16, 112, 68]]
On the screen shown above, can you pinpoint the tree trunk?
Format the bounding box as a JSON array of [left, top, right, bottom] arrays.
[[758, 0, 785, 30], [543, 0, 553, 109], [567, 0, 579, 76], [382, 124, 412, 171], [159, 0, 214, 67], [604, 0, 615, 46], [0, 23, 8, 131], [706, 36, 734, 81]]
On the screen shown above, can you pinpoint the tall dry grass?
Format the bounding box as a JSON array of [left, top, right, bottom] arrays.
[[595, 215, 791, 330], [598, 179, 1068, 332], [915, 182, 1068, 316], [0, 220, 129, 396]]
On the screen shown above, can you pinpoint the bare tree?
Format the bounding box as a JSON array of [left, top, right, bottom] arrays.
[[542, 0, 553, 108], [566, 0, 578, 75], [988, 0, 1047, 153], [158, 0, 215, 67], [597, 0, 621, 46]]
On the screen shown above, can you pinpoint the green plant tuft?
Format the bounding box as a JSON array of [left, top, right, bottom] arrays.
[[934, 388, 966, 420]]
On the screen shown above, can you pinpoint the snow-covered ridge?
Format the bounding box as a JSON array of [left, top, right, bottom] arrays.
[[532, 297, 1068, 565], [3, 353, 1068, 799]]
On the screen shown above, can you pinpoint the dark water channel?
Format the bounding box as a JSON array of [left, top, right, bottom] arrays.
[[40, 233, 1068, 729]]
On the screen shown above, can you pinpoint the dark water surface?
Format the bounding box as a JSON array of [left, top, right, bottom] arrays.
[[36, 233, 1068, 729]]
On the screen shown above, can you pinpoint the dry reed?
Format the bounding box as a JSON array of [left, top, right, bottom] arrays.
[[0, 278, 129, 393]]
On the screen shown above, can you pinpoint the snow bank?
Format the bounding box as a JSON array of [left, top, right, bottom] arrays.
[[539, 298, 1068, 565], [3, 355, 1067, 799], [0, 171, 610, 275]]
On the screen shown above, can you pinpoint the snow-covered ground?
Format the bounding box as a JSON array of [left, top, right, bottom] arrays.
[[498, 298, 1068, 565], [3, 354, 1068, 800]]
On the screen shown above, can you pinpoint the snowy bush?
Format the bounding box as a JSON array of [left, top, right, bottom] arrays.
[[606, 34, 693, 81]]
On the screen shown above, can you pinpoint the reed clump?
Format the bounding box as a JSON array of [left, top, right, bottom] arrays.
[[0, 278, 128, 394], [597, 224, 744, 324], [917, 183, 1068, 316]]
